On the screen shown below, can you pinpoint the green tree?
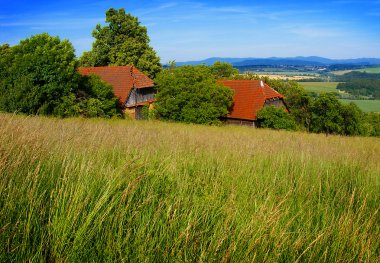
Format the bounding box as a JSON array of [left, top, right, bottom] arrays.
[[0, 34, 122, 118], [154, 65, 234, 125], [340, 102, 365, 136], [80, 8, 161, 79], [310, 93, 344, 135], [256, 105, 297, 130], [210, 61, 239, 79], [362, 112, 380, 137], [0, 34, 78, 114]]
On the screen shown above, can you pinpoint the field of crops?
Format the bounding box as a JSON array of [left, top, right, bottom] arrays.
[[0, 114, 379, 262]]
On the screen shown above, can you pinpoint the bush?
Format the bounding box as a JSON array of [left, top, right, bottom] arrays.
[[256, 105, 297, 130]]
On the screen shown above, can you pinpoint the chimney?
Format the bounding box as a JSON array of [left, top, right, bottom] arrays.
[[260, 80, 264, 88]]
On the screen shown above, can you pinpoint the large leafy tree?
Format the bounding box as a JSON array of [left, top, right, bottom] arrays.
[[310, 93, 344, 135], [0, 34, 122, 118], [80, 8, 161, 79], [210, 61, 239, 79], [0, 34, 78, 114], [154, 65, 234, 125]]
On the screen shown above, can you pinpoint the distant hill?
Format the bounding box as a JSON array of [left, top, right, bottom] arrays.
[[176, 56, 380, 66]]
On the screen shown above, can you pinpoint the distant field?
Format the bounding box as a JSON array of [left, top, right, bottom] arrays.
[[356, 67, 380, 74], [258, 74, 312, 80], [300, 82, 340, 93], [339, 99, 380, 112], [244, 71, 319, 80], [332, 67, 380, 75]]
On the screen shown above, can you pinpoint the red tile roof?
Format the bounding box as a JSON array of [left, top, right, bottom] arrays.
[[78, 66, 154, 104], [219, 80, 284, 120]]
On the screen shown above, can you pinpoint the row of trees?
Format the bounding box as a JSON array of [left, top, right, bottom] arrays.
[[337, 79, 380, 99]]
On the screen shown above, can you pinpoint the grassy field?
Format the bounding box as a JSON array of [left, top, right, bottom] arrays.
[[357, 67, 380, 74], [0, 114, 379, 262], [300, 82, 340, 93], [332, 67, 380, 75], [340, 99, 380, 112]]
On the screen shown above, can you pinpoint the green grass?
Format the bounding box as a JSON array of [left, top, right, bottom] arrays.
[[356, 67, 380, 74], [332, 67, 380, 75], [300, 82, 340, 94], [339, 99, 380, 112], [1, 113, 379, 262]]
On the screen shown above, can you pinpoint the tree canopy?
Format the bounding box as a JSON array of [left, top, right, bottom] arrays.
[[154, 65, 234, 125], [80, 8, 161, 79], [210, 61, 239, 79], [0, 33, 122, 118], [0, 34, 78, 115]]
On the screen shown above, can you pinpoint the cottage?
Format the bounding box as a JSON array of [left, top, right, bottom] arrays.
[[219, 80, 287, 126], [78, 66, 155, 119]]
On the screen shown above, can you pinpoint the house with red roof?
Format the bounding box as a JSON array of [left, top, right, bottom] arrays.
[[219, 80, 287, 126], [78, 66, 155, 119]]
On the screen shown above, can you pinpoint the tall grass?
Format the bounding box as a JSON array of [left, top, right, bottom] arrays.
[[0, 113, 379, 262]]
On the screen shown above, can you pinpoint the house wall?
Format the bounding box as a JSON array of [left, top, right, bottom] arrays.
[[124, 103, 155, 120], [125, 87, 155, 107], [264, 98, 286, 108], [223, 118, 256, 127]]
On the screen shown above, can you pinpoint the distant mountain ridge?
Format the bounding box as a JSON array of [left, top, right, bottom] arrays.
[[176, 56, 380, 66]]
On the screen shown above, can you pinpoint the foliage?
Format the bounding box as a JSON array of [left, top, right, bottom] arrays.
[[209, 61, 239, 79], [256, 105, 297, 130], [339, 102, 366, 136], [154, 65, 234, 125], [0, 34, 122, 118], [337, 79, 380, 99], [80, 8, 161, 79], [363, 112, 380, 137], [1, 114, 379, 262], [0, 44, 13, 84], [0, 34, 78, 115], [310, 93, 344, 135], [54, 75, 123, 118]]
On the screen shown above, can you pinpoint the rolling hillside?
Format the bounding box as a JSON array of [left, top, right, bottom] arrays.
[[1, 114, 379, 262]]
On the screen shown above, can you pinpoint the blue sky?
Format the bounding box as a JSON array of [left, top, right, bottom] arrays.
[[1, 0, 380, 62]]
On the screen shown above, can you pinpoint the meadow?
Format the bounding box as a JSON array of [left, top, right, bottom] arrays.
[[300, 82, 340, 94], [339, 99, 380, 112], [0, 113, 379, 262], [332, 67, 380, 75]]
